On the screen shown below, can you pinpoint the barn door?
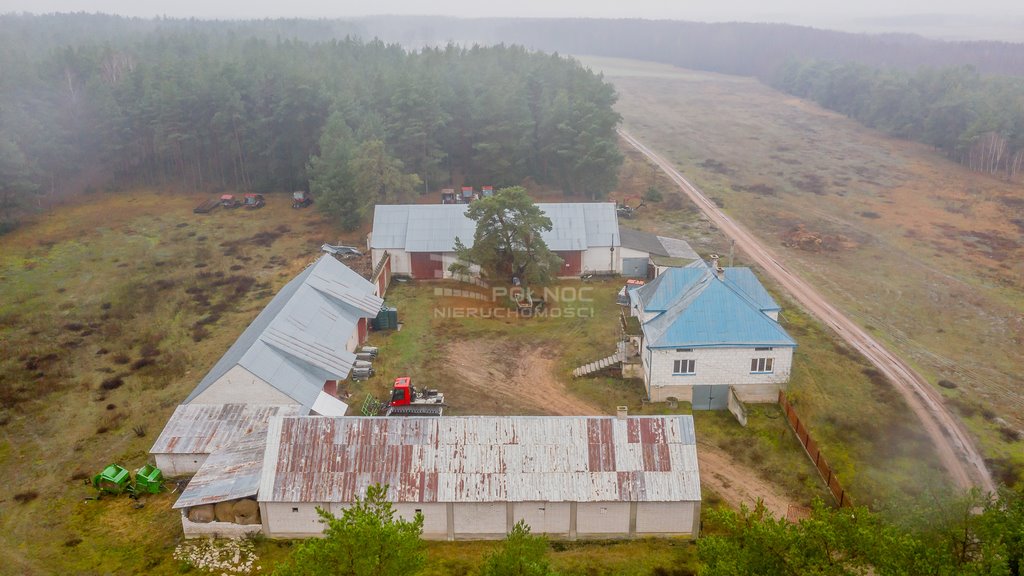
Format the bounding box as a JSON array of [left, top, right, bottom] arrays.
[[410, 252, 443, 279], [555, 251, 582, 276], [692, 385, 729, 410]]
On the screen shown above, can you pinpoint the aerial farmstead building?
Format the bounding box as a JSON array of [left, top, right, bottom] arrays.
[[369, 203, 624, 279], [151, 255, 383, 476], [172, 415, 702, 540], [628, 261, 796, 408]]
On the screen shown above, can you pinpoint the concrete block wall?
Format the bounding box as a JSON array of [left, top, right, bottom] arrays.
[[190, 366, 295, 406], [261, 500, 700, 540], [645, 346, 792, 403]]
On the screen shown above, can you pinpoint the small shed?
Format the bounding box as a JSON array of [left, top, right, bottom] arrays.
[[256, 415, 701, 540]]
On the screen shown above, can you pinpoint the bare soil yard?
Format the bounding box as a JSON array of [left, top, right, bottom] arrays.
[[443, 340, 600, 415]]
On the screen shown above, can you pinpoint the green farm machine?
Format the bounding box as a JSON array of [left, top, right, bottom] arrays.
[[90, 463, 165, 497]]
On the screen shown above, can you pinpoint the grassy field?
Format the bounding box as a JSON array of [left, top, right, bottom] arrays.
[[582, 56, 1024, 490]]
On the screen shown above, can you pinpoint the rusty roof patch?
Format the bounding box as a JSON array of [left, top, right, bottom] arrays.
[[261, 415, 699, 504]]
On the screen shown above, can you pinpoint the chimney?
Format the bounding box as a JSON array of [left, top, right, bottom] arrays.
[[710, 254, 719, 270], [616, 406, 628, 420], [716, 266, 725, 280]]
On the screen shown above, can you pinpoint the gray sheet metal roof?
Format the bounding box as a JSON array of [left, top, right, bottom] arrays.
[[182, 255, 382, 412], [173, 429, 271, 509], [150, 403, 300, 455], [619, 226, 670, 256], [619, 226, 699, 261], [657, 236, 700, 260], [370, 203, 620, 253], [259, 415, 700, 504]]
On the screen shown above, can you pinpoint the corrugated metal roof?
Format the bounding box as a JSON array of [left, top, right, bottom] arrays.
[[150, 403, 300, 455], [183, 256, 381, 412], [259, 416, 700, 504], [370, 203, 620, 253], [657, 236, 700, 260], [721, 267, 781, 311], [631, 264, 796, 349], [619, 226, 669, 256], [172, 429, 270, 508]]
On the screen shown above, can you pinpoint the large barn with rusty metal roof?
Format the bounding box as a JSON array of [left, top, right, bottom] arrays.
[[172, 414, 701, 540]]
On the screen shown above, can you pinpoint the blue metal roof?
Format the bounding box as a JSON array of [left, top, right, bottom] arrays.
[[370, 203, 620, 253], [632, 264, 795, 349], [721, 267, 781, 311]]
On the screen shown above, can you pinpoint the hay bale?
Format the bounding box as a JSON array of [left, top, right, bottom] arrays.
[[188, 505, 215, 523], [214, 500, 236, 522], [233, 499, 260, 525]]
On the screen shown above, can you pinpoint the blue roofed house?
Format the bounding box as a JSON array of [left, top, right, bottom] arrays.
[[628, 259, 796, 409], [151, 254, 384, 475]]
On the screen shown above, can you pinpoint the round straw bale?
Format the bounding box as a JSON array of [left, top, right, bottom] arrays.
[[214, 500, 235, 522], [187, 504, 215, 523], [233, 499, 260, 525]]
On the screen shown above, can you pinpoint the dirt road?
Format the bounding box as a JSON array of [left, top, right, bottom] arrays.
[[619, 128, 995, 493]]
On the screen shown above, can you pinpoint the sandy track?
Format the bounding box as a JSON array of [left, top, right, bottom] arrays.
[[619, 128, 995, 493], [698, 444, 793, 518]]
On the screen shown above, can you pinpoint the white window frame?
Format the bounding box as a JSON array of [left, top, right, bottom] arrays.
[[750, 357, 774, 374], [673, 359, 696, 375]]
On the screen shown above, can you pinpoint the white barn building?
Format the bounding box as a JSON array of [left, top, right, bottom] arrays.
[[172, 415, 702, 540], [369, 203, 622, 279], [629, 261, 796, 408], [150, 255, 383, 476]]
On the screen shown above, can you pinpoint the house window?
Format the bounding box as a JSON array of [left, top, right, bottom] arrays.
[[673, 359, 696, 375], [292, 507, 299, 513], [754, 347, 773, 351], [750, 358, 774, 373], [675, 348, 693, 352]]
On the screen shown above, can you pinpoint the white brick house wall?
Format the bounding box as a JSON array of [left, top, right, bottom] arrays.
[[644, 346, 793, 403]]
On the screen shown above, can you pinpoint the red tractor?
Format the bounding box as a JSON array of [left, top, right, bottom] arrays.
[[361, 377, 445, 417]]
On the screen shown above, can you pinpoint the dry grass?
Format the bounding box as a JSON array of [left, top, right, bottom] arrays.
[[583, 55, 1024, 489], [0, 190, 343, 574]]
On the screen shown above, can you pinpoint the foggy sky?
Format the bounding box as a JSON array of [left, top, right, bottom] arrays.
[[6, 0, 1023, 24]]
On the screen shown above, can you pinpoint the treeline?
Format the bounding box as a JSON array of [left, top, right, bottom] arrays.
[[772, 60, 1024, 178], [360, 16, 1024, 79], [0, 15, 621, 229]]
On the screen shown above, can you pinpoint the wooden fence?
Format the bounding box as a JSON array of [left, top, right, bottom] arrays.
[[778, 391, 852, 508]]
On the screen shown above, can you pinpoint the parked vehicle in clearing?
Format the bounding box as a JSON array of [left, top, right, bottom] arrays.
[[220, 194, 241, 209], [243, 193, 265, 209], [292, 190, 313, 209], [441, 188, 458, 204]]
